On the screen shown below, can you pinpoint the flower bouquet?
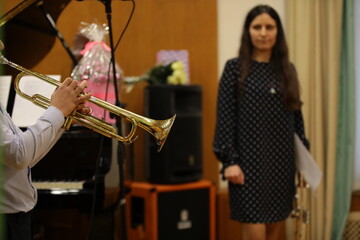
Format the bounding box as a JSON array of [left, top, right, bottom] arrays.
[[124, 61, 187, 93]]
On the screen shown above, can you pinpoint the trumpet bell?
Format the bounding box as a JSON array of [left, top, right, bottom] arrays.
[[144, 115, 176, 152]]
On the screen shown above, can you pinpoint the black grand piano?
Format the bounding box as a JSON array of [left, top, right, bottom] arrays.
[[31, 125, 112, 212], [1, 0, 113, 213]]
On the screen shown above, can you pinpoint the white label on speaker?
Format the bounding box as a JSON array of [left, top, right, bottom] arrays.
[[177, 209, 192, 230]]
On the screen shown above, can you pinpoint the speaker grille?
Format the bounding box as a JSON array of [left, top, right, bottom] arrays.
[[145, 85, 202, 184]]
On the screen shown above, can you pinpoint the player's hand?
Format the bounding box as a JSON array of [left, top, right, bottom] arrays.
[[50, 78, 89, 117]]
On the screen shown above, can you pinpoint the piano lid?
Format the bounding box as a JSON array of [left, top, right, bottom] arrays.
[[0, 0, 72, 69], [0, 0, 39, 27], [0, 0, 71, 30]]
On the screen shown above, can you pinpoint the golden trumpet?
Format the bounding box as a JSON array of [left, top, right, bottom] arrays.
[[0, 40, 175, 152]]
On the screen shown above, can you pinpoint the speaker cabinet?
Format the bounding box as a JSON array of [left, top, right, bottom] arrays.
[[125, 180, 215, 240], [144, 85, 202, 184]]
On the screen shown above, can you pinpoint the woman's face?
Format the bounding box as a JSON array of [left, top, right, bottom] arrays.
[[249, 13, 277, 53]]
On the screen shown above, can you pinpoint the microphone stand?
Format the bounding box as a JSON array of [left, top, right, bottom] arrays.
[[37, 3, 78, 67], [99, 1, 127, 239]]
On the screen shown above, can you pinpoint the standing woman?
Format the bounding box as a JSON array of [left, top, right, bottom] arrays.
[[213, 5, 309, 240]]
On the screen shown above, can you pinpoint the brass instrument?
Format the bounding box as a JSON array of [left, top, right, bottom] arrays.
[[291, 172, 310, 240], [0, 40, 176, 152]]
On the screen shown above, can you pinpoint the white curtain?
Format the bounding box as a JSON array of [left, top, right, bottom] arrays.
[[286, 1, 343, 239], [353, 0, 360, 190]]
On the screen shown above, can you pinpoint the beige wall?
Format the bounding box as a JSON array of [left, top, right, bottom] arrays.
[[217, 0, 285, 189], [218, 0, 285, 76]]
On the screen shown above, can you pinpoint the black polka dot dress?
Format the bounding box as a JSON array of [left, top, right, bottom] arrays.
[[213, 58, 309, 223]]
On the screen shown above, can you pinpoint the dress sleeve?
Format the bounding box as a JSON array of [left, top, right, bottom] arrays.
[[213, 59, 239, 165], [294, 109, 310, 150]]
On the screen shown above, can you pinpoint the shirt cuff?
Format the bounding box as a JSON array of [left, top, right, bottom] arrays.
[[41, 106, 65, 129]]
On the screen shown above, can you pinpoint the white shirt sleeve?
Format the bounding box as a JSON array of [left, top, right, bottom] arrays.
[[1, 106, 65, 169]]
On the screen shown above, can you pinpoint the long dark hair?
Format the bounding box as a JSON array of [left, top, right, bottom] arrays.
[[238, 5, 302, 110]]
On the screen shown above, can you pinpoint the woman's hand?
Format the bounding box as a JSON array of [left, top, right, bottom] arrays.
[[224, 165, 245, 184]]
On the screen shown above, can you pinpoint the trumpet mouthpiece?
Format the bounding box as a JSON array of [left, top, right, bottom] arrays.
[[0, 40, 3, 51]]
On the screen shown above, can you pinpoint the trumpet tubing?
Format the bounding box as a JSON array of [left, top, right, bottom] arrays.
[[291, 172, 310, 240], [0, 41, 175, 151]]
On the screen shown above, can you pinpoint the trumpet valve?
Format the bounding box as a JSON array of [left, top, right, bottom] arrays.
[[62, 117, 73, 130]]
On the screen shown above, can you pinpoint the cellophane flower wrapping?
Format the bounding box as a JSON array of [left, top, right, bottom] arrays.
[[71, 22, 122, 124]]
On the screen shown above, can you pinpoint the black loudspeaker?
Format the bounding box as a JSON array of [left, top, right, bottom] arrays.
[[144, 85, 202, 184], [125, 180, 216, 240]]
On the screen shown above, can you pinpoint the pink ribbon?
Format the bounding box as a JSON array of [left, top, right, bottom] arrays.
[[80, 41, 111, 55]]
